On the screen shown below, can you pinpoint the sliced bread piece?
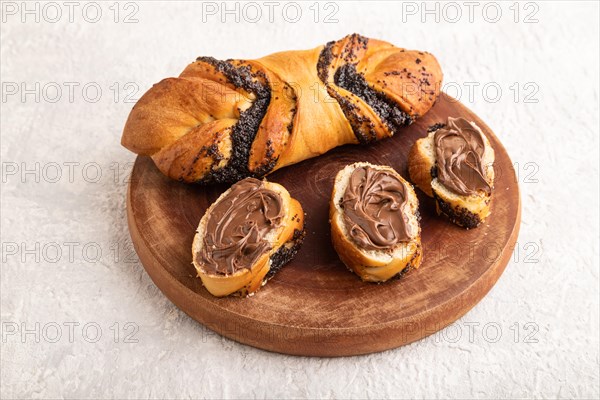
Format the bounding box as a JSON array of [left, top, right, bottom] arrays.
[[408, 117, 495, 228], [330, 162, 422, 282], [193, 178, 304, 297]]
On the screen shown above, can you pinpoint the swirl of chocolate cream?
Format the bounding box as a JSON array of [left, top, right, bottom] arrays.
[[434, 117, 492, 196], [199, 178, 283, 275], [341, 166, 411, 251]]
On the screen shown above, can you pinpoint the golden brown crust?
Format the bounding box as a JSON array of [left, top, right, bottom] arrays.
[[121, 34, 443, 183], [241, 59, 300, 174], [329, 163, 422, 283], [122, 75, 251, 156], [256, 47, 359, 169], [331, 217, 422, 282], [361, 48, 442, 119], [192, 181, 304, 297], [407, 136, 435, 197], [151, 119, 235, 181]]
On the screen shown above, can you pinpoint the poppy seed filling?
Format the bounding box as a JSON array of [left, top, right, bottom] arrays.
[[334, 64, 412, 135], [195, 57, 271, 184]]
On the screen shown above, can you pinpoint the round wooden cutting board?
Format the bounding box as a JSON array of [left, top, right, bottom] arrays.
[[126, 93, 521, 357]]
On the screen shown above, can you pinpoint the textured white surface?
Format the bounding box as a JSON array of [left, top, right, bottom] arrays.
[[1, 1, 599, 398]]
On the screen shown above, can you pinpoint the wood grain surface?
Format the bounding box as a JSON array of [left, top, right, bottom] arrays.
[[126, 93, 521, 357]]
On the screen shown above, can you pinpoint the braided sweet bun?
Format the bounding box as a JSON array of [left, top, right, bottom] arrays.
[[121, 34, 443, 183]]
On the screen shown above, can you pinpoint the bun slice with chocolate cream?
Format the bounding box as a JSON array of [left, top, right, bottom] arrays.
[[193, 178, 304, 297], [408, 117, 495, 228], [330, 162, 422, 282]]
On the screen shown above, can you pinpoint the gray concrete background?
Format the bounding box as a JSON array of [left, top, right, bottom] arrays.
[[1, 1, 599, 398]]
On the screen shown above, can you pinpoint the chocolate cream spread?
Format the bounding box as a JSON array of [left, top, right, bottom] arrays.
[[198, 178, 283, 275], [434, 117, 492, 196], [341, 166, 412, 251]]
